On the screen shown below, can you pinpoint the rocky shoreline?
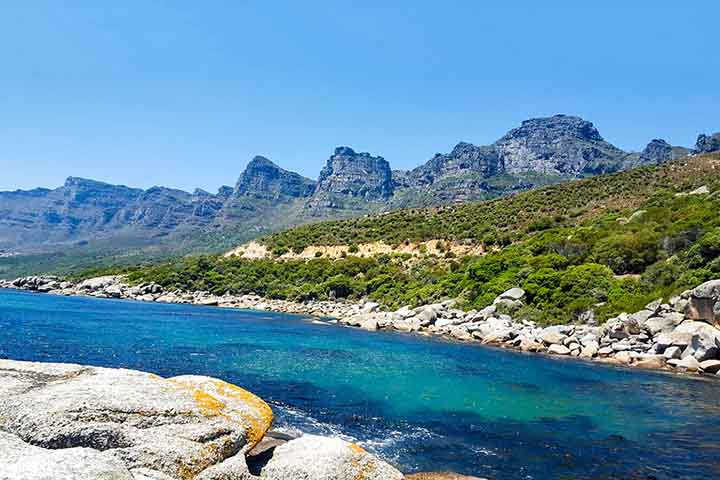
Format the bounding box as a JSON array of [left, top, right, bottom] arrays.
[[2, 275, 720, 377], [1, 359, 475, 480]]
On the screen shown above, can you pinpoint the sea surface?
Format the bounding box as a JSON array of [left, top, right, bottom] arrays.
[[1, 288, 719, 479]]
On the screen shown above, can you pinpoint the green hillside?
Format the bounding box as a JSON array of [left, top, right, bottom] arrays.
[[96, 154, 720, 325], [262, 154, 720, 253]]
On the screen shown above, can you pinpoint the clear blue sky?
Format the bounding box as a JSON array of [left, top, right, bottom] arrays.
[[1, 1, 717, 192]]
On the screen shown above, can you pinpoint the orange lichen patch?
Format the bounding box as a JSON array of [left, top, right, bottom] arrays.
[[193, 389, 227, 417], [209, 379, 273, 449], [349, 443, 367, 455], [169, 376, 273, 451], [348, 443, 375, 480]]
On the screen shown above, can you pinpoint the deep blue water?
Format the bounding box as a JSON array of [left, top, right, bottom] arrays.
[[1, 289, 719, 479]]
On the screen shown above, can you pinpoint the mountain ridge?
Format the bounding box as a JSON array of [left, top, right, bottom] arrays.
[[1, 114, 717, 277]]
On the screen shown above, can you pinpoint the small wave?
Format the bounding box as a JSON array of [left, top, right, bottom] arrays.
[[271, 402, 498, 469]]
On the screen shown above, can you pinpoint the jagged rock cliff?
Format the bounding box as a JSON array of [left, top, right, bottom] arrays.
[[494, 115, 629, 175], [235, 156, 316, 200], [405, 142, 501, 186], [696, 132, 720, 154], [306, 147, 393, 210], [639, 139, 691, 165], [392, 115, 656, 205]]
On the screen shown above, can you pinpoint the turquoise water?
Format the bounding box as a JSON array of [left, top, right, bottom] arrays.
[[1, 289, 719, 479]]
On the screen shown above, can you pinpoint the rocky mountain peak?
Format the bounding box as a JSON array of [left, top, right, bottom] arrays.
[[312, 147, 394, 204], [639, 139, 692, 165], [333, 146, 358, 157], [696, 133, 720, 154], [64, 176, 111, 190], [235, 156, 315, 200], [512, 114, 604, 142], [494, 114, 627, 175], [640, 139, 673, 164]]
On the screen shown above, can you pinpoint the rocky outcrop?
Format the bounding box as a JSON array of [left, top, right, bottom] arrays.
[[337, 283, 720, 377], [695, 132, 720, 154], [639, 139, 691, 165], [405, 143, 501, 187], [235, 156, 316, 200], [0, 360, 403, 480], [494, 115, 630, 175], [393, 115, 696, 205], [687, 279, 720, 327], [307, 147, 394, 210]]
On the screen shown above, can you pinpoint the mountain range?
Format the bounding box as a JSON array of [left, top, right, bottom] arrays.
[[0, 114, 717, 276]]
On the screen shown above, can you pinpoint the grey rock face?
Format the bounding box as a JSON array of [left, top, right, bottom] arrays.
[[494, 115, 629, 175], [308, 147, 394, 209], [675, 321, 720, 361], [235, 156, 316, 200], [0, 176, 220, 253], [695, 132, 720, 154], [405, 142, 501, 187], [639, 139, 690, 165]]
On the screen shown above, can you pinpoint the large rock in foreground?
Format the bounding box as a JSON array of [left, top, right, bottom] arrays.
[[0, 360, 273, 479], [0, 360, 403, 480]]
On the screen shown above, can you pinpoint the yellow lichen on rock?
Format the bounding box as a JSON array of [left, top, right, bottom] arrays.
[[211, 379, 274, 447], [349, 442, 377, 480], [349, 443, 367, 455], [192, 389, 226, 417], [169, 375, 274, 451]]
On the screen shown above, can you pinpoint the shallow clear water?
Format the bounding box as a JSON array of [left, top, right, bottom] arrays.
[[1, 289, 719, 479]]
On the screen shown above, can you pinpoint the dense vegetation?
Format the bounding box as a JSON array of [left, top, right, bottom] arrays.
[[96, 154, 720, 325], [262, 154, 720, 253]]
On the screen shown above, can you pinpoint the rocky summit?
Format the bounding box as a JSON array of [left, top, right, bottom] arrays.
[[0, 114, 710, 275], [307, 146, 394, 210], [0, 359, 405, 480], [494, 114, 629, 175], [639, 138, 692, 165], [696, 132, 720, 154], [234, 156, 316, 200]]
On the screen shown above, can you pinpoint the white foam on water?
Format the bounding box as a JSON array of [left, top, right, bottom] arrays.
[[271, 401, 499, 469]]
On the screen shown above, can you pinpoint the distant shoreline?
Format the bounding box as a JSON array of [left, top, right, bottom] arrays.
[[4, 275, 720, 379]]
